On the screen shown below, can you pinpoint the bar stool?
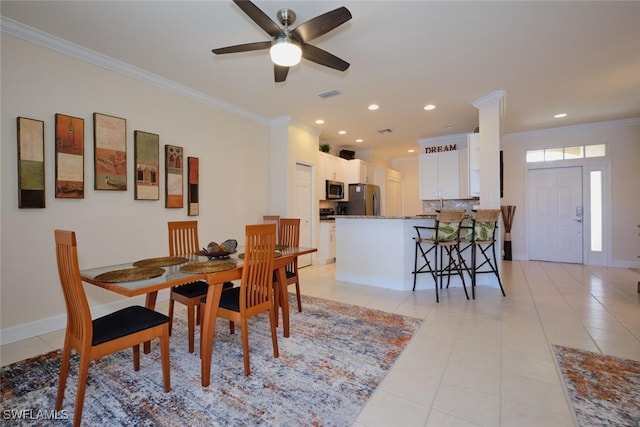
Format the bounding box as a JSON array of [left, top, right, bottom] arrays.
[[412, 210, 469, 303], [464, 209, 506, 299]]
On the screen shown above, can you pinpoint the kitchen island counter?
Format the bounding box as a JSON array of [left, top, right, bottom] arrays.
[[335, 216, 430, 290], [333, 214, 437, 219], [335, 215, 499, 291]]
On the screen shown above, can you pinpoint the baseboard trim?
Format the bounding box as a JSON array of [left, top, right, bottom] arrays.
[[1, 292, 169, 346]]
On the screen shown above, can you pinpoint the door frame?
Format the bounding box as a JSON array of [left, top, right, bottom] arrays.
[[525, 159, 611, 266], [293, 161, 314, 267]]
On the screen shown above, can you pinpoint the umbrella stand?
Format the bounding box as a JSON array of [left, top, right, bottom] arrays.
[[501, 205, 516, 260]]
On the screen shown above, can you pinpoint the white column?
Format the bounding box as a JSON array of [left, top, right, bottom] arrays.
[[472, 91, 505, 209]]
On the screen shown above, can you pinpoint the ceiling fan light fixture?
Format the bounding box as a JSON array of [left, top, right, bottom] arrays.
[[270, 37, 302, 67]]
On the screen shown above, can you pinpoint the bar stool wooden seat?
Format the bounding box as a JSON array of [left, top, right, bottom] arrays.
[[412, 210, 469, 303], [464, 209, 506, 299]]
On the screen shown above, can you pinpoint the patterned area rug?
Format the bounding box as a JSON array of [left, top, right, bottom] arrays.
[[1, 295, 421, 426], [552, 345, 640, 426]]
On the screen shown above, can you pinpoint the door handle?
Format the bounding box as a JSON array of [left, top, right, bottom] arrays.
[[573, 218, 582, 223]]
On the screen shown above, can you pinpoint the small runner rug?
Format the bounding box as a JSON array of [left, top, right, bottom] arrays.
[[1, 295, 421, 426], [552, 345, 640, 427]]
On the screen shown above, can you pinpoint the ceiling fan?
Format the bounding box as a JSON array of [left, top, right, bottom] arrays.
[[212, 0, 352, 82]]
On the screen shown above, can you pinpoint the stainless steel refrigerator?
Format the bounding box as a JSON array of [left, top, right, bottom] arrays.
[[346, 184, 380, 216]]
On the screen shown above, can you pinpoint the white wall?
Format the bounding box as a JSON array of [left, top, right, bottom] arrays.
[[1, 35, 271, 339], [501, 119, 640, 266]]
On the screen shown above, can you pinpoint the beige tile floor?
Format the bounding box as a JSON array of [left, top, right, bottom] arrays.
[[2, 261, 639, 426]]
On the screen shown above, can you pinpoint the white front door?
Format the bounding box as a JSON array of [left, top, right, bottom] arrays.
[[527, 167, 583, 263], [294, 163, 312, 267]]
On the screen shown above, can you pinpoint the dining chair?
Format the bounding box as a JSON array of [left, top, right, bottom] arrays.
[[263, 215, 280, 244], [54, 230, 170, 427], [277, 218, 302, 312], [412, 210, 469, 303], [206, 223, 279, 376], [463, 209, 507, 299], [167, 220, 232, 353]]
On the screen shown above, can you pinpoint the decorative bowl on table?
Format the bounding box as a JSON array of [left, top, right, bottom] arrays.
[[199, 239, 237, 259]]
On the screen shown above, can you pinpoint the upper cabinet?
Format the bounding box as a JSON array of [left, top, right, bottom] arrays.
[[318, 152, 348, 201], [418, 134, 469, 200], [348, 159, 371, 184], [318, 152, 348, 183]]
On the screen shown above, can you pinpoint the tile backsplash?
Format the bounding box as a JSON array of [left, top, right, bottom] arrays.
[[422, 199, 478, 214]]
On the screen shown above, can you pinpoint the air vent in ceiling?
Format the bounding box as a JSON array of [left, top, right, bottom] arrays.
[[377, 128, 393, 134], [318, 89, 341, 98]]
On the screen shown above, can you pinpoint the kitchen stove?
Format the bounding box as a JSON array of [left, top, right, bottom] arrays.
[[319, 208, 335, 220]]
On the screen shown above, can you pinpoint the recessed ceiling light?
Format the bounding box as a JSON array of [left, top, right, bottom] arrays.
[[424, 104, 436, 111], [442, 124, 453, 129], [355, 138, 363, 143], [408, 149, 415, 153], [368, 104, 379, 111], [315, 119, 325, 125], [554, 113, 568, 119], [338, 130, 347, 135]]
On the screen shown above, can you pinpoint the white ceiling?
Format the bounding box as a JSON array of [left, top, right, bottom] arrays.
[[3, 1, 640, 160]]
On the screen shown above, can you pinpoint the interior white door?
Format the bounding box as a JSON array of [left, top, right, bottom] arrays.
[[527, 167, 583, 263], [294, 163, 312, 267], [386, 178, 403, 216]]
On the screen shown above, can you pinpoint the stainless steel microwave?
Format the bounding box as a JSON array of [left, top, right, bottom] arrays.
[[326, 180, 344, 200]]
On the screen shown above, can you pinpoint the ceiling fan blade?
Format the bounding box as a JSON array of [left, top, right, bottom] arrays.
[[212, 41, 271, 55], [233, 0, 282, 38], [301, 44, 350, 72], [274, 65, 289, 83], [291, 7, 352, 43]]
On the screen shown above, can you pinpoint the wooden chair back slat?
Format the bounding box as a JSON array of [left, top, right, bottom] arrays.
[[168, 221, 200, 256], [241, 223, 276, 314], [55, 230, 92, 346]]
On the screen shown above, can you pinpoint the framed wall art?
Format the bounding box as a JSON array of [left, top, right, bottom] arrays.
[[187, 156, 199, 216], [17, 117, 46, 208], [165, 144, 183, 208], [55, 113, 84, 199], [134, 130, 160, 201], [94, 112, 127, 191]]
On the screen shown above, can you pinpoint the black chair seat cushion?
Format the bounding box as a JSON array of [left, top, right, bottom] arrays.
[[209, 286, 241, 312], [272, 270, 296, 281], [92, 305, 169, 346], [172, 281, 233, 298]]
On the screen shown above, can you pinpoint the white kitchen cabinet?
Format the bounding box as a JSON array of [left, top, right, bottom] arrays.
[[317, 221, 336, 264], [318, 152, 348, 200], [320, 153, 349, 182], [320, 152, 348, 182], [419, 150, 461, 199], [336, 157, 348, 184], [418, 134, 469, 200], [348, 159, 371, 184], [468, 133, 480, 197]]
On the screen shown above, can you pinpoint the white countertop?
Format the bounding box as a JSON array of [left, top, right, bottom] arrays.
[[333, 214, 438, 219]]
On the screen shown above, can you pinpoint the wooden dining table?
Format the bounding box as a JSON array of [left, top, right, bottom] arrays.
[[80, 246, 316, 387]]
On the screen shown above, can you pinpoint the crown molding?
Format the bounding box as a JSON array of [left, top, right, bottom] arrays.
[[1, 17, 270, 126], [268, 116, 321, 136], [417, 132, 468, 146], [472, 90, 507, 109]]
